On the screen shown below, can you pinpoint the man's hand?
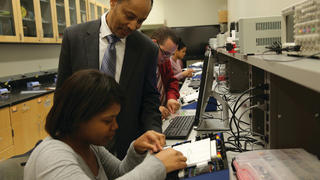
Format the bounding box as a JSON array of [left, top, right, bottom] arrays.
[[166, 99, 180, 114], [133, 130, 166, 154], [159, 105, 170, 120]]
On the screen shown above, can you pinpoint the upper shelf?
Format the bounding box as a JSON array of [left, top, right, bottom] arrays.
[[218, 50, 320, 93]]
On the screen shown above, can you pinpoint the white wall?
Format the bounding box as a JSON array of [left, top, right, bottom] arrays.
[[144, 0, 165, 25], [97, 0, 165, 25], [0, 44, 60, 77], [228, 0, 303, 22], [163, 0, 227, 27]]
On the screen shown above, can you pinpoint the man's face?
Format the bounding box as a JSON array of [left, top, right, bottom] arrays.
[[107, 0, 151, 38], [158, 38, 177, 62]]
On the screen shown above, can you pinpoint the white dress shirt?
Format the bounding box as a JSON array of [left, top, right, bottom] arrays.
[[99, 12, 126, 83]]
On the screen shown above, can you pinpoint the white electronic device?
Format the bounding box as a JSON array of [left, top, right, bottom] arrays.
[[239, 16, 282, 55], [282, 0, 320, 57], [182, 91, 199, 103], [172, 138, 211, 167]]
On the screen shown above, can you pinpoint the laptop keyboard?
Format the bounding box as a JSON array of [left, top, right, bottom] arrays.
[[164, 116, 195, 139]]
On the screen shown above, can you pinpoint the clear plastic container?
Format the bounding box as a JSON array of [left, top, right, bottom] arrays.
[[233, 149, 320, 180]]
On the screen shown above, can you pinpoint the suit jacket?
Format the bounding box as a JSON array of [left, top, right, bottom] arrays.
[[56, 19, 162, 159]]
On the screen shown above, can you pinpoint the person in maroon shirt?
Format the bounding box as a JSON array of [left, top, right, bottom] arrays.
[[151, 26, 180, 119]]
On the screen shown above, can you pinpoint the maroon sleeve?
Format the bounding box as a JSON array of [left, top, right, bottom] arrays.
[[160, 59, 180, 101]]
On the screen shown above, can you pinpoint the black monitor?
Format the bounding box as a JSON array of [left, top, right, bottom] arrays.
[[194, 49, 230, 130], [171, 25, 220, 61], [194, 54, 209, 126]]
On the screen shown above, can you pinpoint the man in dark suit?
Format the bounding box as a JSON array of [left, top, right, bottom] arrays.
[[56, 0, 162, 159]]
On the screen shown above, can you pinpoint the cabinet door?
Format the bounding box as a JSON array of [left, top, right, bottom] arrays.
[[17, 0, 41, 42], [78, 0, 87, 23], [39, 93, 54, 139], [37, 0, 57, 43], [10, 99, 41, 155], [53, 0, 68, 42], [0, 146, 14, 161], [0, 0, 20, 42], [96, 3, 102, 18], [68, 0, 77, 26], [88, 0, 96, 21], [0, 107, 13, 153]]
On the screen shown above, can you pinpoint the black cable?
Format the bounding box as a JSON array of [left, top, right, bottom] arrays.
[[261, 51, 320, 62], [227, 130, 265, 151], [230, 89, 253, 147], [231, 93, 267, 147], [265, 41, 301, 55], [224, 142, 243, 152], [231, 95, 258, 146]]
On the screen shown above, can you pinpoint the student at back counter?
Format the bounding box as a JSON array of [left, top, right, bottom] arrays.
[[24, 69, 187, 180], [170, 39, 194, 81]]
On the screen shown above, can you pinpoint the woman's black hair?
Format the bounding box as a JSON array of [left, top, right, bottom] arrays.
[[177, 38, 186, 51], [46, 69, 124, 139]]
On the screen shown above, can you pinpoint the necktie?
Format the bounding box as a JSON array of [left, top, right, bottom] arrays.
[[157, 67, 166, 105], [101, 34, 120, 77]]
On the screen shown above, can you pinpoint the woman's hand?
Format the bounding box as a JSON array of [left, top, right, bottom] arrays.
[[155, 148, 187, 173], [133, 130, 166, 154], [182, 68, 194, 78]]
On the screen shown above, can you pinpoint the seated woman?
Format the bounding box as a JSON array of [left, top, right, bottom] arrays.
[[24, 69, 187, 180], [170, 39, 194, 81]]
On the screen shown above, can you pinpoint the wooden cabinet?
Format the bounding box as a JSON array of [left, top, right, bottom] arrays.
[[96, 2, 108, 17], [88, 0, 109, 21], [96, 2, 103, 18], [16, 0, 41, 42], [38, 93, 53, 139], [0, 0, 57, 43], [88, 0, 96, 21], [78, 0, 88, 23], [8, 93, 54, 156], [0, 0, 107, 43], [0, 93, 54, 160], [0, 107, 14, 160], [10, 98, 42, 155], [53, 0, 68, 42], [68, 0, 78, 26], [0, 146, 14, 161], [0, 0, 24, 42], [37, 0, 57, 43]]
